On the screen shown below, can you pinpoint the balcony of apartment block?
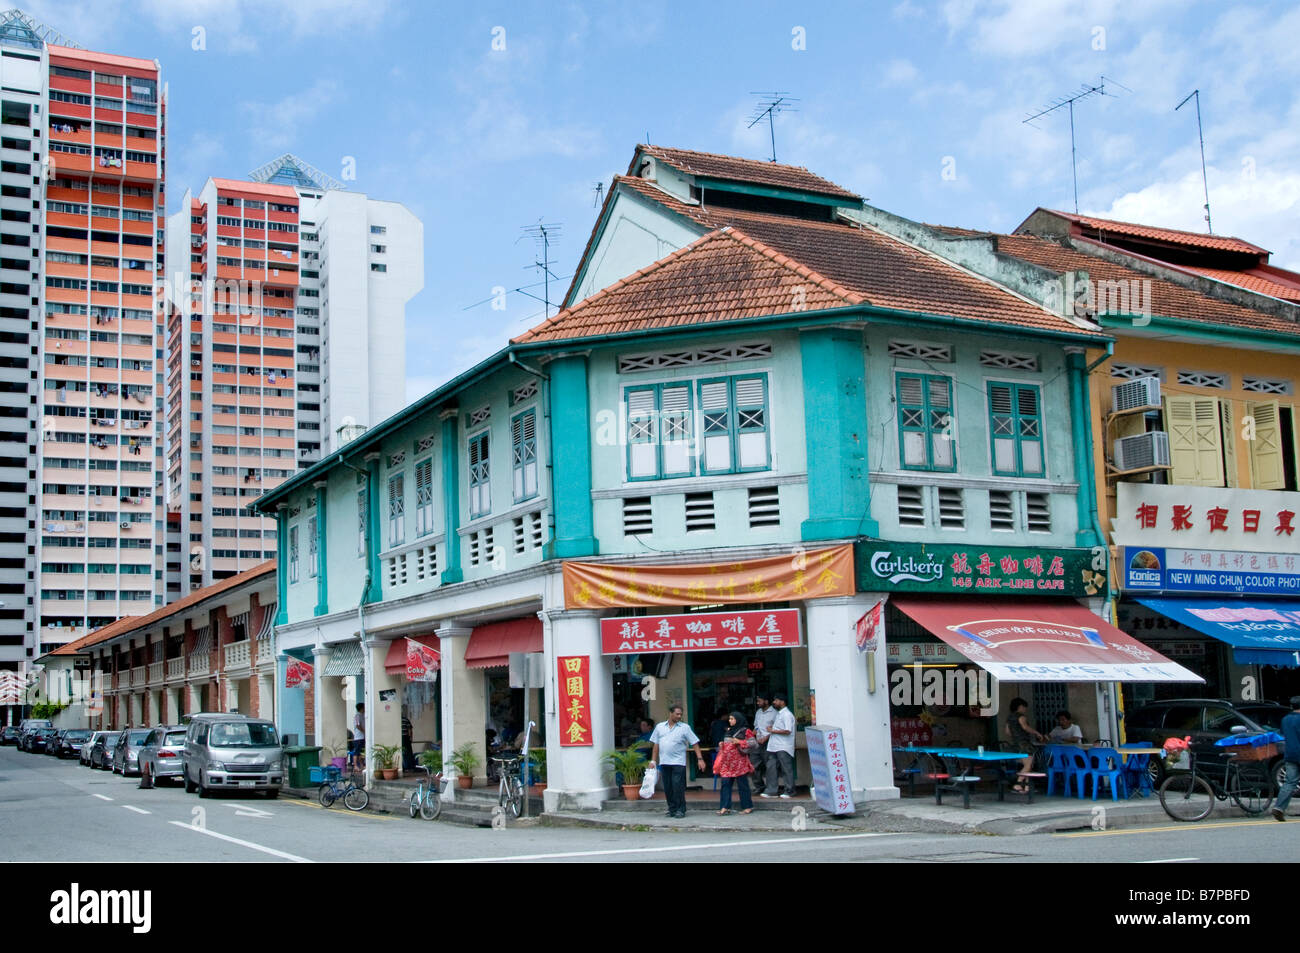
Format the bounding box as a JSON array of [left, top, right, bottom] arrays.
[[40, 625, 86, 648], [46, 183, 92, 207], [48, 124, 93, 147], [85, 569, 118, 591], [129, 665, 146, 690], [223, 638, 252, 674], [49, 152, 93, 174], [119, 217, 153, 238], [45, 209, 90, 231], [165, 656, 185, 683], [146, 660, 164, 684], [189, 651, 210, 678]]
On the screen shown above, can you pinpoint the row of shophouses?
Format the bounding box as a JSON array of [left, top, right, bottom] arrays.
[[40, 145, 1300, 810]]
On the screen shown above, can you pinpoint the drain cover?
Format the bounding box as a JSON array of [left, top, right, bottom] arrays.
[[916, 851, 1026, 862]]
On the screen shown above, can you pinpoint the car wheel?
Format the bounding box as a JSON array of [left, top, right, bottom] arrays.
[[183, 767, 196, 794], [264, 789, 279, 800], [197, 771, 212, 799]]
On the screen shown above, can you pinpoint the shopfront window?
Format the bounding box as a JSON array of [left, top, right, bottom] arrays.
[[687, 649, 793, 741]]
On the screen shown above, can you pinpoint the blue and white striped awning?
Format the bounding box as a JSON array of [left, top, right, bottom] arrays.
[[256, 604, 277, 642]]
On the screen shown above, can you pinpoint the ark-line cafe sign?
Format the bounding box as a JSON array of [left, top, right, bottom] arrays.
[[599, 608, 802, 654], [853, 542, 1105, 597]]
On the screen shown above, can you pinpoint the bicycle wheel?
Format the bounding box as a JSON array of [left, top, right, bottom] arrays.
[[1229, 765, 1274, 816], [343, 785, 369, 812], [409, 787, 420, 818], [318, 784, 336, 808], [506, 776, 523, 818], [420, 788, 441, 820], [1159, 773, 1215, 822]]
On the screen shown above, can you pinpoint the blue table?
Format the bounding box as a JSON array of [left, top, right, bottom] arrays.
[[893, 747, 1030, 807]]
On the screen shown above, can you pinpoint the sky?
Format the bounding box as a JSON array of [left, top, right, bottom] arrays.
[[25, 0, 1300, 405]]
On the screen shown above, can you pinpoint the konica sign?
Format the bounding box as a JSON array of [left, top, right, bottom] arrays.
[[854, 542, 1101, 597], [1122, 546, 1300, 596]]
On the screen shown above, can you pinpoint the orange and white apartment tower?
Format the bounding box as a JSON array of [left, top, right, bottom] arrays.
[[0, 11, 167, 673]]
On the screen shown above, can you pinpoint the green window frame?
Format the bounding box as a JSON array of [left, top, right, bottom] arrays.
[[288, 524, 299, 583], [307, 515, 318, 578], [626, 382, 694, 481], [387, 472, 405, 547], [896, 372, 955, 471], [467, 431, 490, 517], [356, 488, 367, 557], [511, 409, 538, 502], [698, 374, 770, 475], [414, 457, 435, 536], [987, 381, 1044, 477]]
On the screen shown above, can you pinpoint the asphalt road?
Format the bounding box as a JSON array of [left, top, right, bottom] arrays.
[[2, 746, 1297, 864]]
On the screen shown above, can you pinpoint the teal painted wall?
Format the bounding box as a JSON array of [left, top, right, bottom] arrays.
[[548, 354, 596, 558], [569, 188, 702, 304]]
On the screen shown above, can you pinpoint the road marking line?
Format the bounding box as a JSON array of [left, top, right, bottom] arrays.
[[427, 831, 899, 863], [122, 805, 150, 815], [91, 794, 113, 801], [1137, 857, 1198, 863], [168, 821, 312, 863], [278, 799, 394, 820], [1057, 819, 1273, 838], [223, 803, 274, 818]]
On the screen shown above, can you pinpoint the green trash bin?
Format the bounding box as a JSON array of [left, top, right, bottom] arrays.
[[284, 745, 321, 788]]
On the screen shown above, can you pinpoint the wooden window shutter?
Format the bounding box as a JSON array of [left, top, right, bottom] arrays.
[[1247, 399, 1285, 490]]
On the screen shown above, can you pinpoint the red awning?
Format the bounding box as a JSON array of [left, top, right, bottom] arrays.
[[384, 634, 442, 676], [890, 597, 1202, 683], [465, 617, 543, 670]]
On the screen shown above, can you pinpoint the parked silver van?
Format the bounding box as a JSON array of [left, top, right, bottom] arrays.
[[181, 713, 283, 799]]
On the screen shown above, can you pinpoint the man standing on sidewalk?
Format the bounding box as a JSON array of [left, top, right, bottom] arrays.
[[648, 705, 707, 819], [1271, 695, 1300, 821], [751, 693, 775, 795], [762, 694, 797, 798]]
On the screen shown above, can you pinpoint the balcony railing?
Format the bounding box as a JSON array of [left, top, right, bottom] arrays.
[[224, 639, 251, 670], [189, 653, 209, 677], [166, 657, 184, 680], [147, 662, 163, 683], [130, 666, 146, 688]]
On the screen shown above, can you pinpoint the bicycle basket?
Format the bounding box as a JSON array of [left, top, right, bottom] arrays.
[[309, 764, 343, 783], [1214, 731, 1282, 762]]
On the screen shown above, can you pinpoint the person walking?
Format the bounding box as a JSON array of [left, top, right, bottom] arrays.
[[751, 693, 775, 795], [648, 705, 706, 819], [714, 712, 756, 815], [350, 703, 366, 772], [762, 693, 797, 798], [1271, 695, 1300, 821]]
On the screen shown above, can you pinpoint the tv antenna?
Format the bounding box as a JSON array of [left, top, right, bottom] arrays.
[[748, 92, 799, 163], [1175, 89, 1213, 234], [592, 181, 605, 208], [1023, 76, 1127, 213], [519, 221, 563, 319]]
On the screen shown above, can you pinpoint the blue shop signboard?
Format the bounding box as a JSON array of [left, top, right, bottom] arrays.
[[1123, 546, 1300, 596]]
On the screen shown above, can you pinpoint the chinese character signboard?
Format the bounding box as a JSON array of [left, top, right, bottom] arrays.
[[1116, 484, 1300, 554], [557, 655, 593, 747], [890, 716, 933, 746], [855, 600, 882, 653], [855, 542, 1103, 597], [563, 545, 853, 609], [599, 609, 802, 654], [1122, 546, 1300, 595], [885, 642, 961, 665], [406, 638, 441, 682], [805, 725, 855, 815], [284, 658, 313, 689]]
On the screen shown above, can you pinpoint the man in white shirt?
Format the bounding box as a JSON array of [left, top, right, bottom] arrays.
[[648, 705, 706, 819], [751, 694, 776, 794], [762, 694, 797, 798], [1048, 710, 1084, 744]]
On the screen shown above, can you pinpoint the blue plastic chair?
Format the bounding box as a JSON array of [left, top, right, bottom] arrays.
[[1087, 748, 1128, 801], [1061, 747, 1091, 798], [1045, 745, 1072, 796], [1120, 743, 1153, 797]]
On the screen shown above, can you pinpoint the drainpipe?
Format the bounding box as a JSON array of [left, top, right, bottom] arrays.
[[1084, 341, 1114, 553]]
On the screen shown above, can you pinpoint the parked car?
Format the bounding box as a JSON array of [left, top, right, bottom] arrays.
[[80, 731, 111, 765], [87, 731, 121, 770], [0, 726, 19, 745], [1125, 697, 1288, 788], [27, 726, 58, 754], [181, 713, 283, 799], [111, 729, 153, 776], [17, 719, 51, 751], [55, 729, 93, 759], [137, 726, 188, 787]]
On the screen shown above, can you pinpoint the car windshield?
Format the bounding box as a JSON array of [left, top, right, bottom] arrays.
[[209, 722, 278, 748], [163, 732, 186, 746], [65, 731, 91, 740], [126, 731, 151, 744]]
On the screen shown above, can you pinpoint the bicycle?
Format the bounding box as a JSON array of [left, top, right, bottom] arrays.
[[318, 770, 369, 811], [492, 755, 524, 818], [1158, 749, 1274, 822], [408, 764, 445, 820]]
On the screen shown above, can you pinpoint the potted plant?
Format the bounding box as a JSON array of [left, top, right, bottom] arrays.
[[417, 748, 442, 779], [603, 744, 649, 801], [449, 742, 480, 789], [372, 743, 401, 780], [526, 747, 547, 794]]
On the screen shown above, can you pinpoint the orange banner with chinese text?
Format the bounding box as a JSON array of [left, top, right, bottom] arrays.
[[562, 545, 854, 609], [557, 655, 593, 747]]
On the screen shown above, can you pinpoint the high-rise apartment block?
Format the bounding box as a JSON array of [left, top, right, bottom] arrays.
[[0, 11, 166, 671], [166, 155, 421, 591]]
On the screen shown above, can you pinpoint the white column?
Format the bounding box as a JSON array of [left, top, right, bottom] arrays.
[[806, 595, 899, 802], [435, 624, 474, 803], [541, 609, 613, 812], [367, 636, 402, 776], [187, 683, 201, 718]]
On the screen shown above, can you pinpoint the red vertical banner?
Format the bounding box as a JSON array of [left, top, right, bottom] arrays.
[[557, 655, 593, 747]]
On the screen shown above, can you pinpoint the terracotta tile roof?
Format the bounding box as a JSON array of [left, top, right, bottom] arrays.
[[577, 176, 1093, 338], [1038, 209, 1269, 256], [514, 228, 864, 343], [1181, 265, 1300, 303], [49, 561, 276, 656], [632, 145, 862, 201], [994, 234, 1300, 336]]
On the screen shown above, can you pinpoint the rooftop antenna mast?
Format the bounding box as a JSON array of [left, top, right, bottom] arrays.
[[1023, 77, 1124, 213], [1175, 89, 1213, 234], [592, 181, 605, 208], [520, 221, 563, 319], [748, 92, 799, 163]]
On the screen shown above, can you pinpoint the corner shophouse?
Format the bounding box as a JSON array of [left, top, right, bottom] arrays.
[[36, 562, 279, 730], [854, 205, 1300, 715], [252, 145, 1196, 810]]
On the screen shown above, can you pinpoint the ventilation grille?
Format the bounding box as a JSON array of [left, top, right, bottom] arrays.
[[623, 497, 652, 536], [389, 450, 406, 468], [467, 405, 491, 426], [1025, 492, 1051, 532], [937, 486, 964, 529], [684, 492, 715, 532], [747, 486, 780, 528], [469, 526, 495, 567], [618, 342, 771, 373], [386, 543, 439, 587], [1243, 376, 1291, 395], [989, 490, 1014, 530], [1110, 363, 1163, 381], [889, 340, 952, 362], [414, 434, 435, 454], [1176, 370, 1228, 389], [511, 380, 539, 404], [897, 485, 925, 527], [979, 350, 1038, 370], [513, 510, 545, 554]]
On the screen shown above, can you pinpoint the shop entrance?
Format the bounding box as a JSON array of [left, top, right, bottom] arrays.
[[686, 650, 792, 749]]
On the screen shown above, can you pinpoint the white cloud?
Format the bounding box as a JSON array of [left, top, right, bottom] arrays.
[[238, 80, 339, 152], [880, 58, 919, 87]]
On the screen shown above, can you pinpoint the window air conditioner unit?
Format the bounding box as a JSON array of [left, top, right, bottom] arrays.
[[1114, 431, 1171, 471], [1112, 376, 1160, 413], [120, 521, 131, 530]]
